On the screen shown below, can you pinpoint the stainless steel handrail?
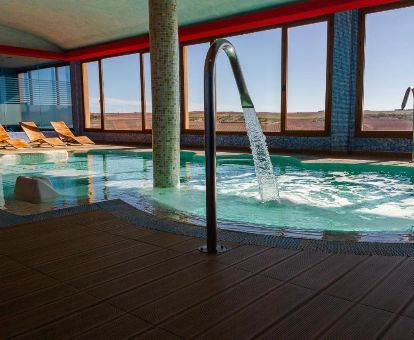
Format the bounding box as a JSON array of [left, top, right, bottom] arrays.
[[401, 86, 414, 162], [199, 39, 254, 254]]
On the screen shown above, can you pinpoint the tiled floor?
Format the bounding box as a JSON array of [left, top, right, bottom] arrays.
[[1, 209, 414, 339]]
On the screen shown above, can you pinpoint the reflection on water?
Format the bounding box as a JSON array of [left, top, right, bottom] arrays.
[[0, 150, 413, 242]]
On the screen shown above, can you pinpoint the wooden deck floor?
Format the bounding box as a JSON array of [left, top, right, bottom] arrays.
[[1, 209, 414, 339]]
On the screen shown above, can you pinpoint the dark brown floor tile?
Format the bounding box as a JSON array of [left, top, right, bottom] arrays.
[[134, 327, 182, 340], [168, 238, 240, 254], [137, 232, 192, 248], [10, 232, 124, 266], [215, 245, 268, 266], [55, 210, 115, 226], [234, 247, 299, 273], [0, 225, 96, 255], [67, 249, 178, 289], [133, 267, 251, 324], [198, 283, 313, 340], [109, 260, 227, 311], [0, 292, 98, 338], [325, 255, 403, 301], [0, 256, 27, 276], [0, 284, 78, 320], [75, 314, 151, 340], [261, 250, 330, 281], [362, 257, 414, 313], [291, 254, 367, 290], [87, 253, 204, 299], [0, 217, 87, 241], [382, 316, 414, 340], [166, 237, 209, 253], [161, 275, 281, 338], [320, 303, 394, 339], [258, 294, 352, 339], [84, 218, 143, 233], [14, 302, 124, 340], [106, 227, 158, 240], [33, 239, 137, 274], [48, 242, 159, 281], [402, 295, 414, 318], [0, 269, 58, 303]]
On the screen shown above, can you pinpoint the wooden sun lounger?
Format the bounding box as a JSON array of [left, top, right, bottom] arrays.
[[51, 121, 95, 145], [0, 124, 30, 149], [19, 122, 66, 147]]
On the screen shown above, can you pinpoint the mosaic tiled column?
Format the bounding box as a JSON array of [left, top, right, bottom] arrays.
[[330, 10, 359, 152], [149, 0, 180, 188]]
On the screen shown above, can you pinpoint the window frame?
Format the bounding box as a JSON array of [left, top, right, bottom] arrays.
[[181, 16, 333, 137], [355, 0, 414, 139], [81, 49, 151, 133]]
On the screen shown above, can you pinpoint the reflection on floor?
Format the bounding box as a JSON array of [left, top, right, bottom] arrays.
[[1, 207, 414, 339]]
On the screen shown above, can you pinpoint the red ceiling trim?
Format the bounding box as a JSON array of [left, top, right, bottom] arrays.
[[0, 44, 66, 60], [179, 0, 403, 42], [65, 35, 149, 61], [0, 0, 403, 62]]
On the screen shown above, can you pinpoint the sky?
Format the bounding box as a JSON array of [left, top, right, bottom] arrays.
[[85, 5, 414, 114]]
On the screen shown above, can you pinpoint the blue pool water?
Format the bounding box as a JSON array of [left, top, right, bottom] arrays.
[[1, 149, 414, 241]]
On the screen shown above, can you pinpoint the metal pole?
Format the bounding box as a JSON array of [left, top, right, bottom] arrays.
[[199, 39, 254, 254]]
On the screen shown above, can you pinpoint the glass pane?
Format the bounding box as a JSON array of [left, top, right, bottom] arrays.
[[102, 53, 142, 130], [286, 22, 327, 131], [217, 29, 282, 132], [186, 43, 209, 130], [143, 53, 152, 130], [362, 6, 414, 131], [83, 61, 101, 129], [57, 66, 70, 83], [56, 66, 71, 107], [186, 29, 281, 133]]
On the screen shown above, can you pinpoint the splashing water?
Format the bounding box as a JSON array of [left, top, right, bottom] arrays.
[[242, 107, 280, 202]]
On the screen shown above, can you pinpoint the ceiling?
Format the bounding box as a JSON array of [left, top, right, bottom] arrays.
[[0, 54, 57, 69], [0, 0, 301, 52]]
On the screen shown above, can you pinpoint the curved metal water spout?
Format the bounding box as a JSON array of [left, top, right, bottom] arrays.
[[199, 39, 255, 254], [401, 86, 414, 162]]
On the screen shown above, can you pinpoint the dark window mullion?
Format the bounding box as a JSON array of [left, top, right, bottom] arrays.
[[98, 59, 105, 131], [281, 27, 288, 133], [140, 53, 146, 131]]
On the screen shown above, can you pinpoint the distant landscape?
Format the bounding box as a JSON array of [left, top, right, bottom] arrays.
[[362, 110, 412, 131], [88, 110, 413, 131]]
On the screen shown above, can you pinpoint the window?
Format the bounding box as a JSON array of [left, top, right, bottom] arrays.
[[56, 66, 71, 106], [185, 43, 210, 130], [182, 19, 331, 134], [358, 4, 414, 134], [82, 52, 151, 132], [82, 61, 101, 129], [143, 53, 152, 130], [102, 53, 142, 131], [286, 21, 328, 131], [218, 29, 282, 133], [15, 65, 72, 129]]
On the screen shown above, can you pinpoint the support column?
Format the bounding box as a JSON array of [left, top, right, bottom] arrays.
[[149, 0, 180, 188], [69, 61, 83, 135], [330, 10, 359, 152]]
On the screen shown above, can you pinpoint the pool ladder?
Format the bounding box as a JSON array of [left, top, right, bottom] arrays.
[[199, 39, 254, 254], [401, 86, 414, 162]]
